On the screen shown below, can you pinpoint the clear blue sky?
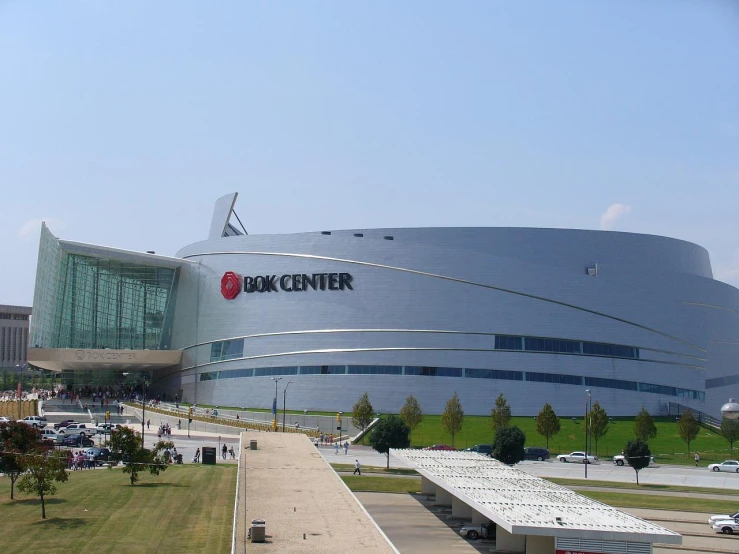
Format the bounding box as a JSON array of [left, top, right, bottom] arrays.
[[1, 1, 737, 306]]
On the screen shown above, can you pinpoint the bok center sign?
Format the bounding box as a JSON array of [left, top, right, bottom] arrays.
[[221, 271, 354, 299]]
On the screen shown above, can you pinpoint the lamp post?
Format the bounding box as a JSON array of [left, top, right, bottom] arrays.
[[16, 363, 28, 419], [282, 381, 293, 432], [271, 377, 282, 431], [123, 372, 148, 447], [303, 409, 307, 428], [585, 389, 592, 478]]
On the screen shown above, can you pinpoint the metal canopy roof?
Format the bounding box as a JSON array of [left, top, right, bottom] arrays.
[[390, 449, 681, 545]]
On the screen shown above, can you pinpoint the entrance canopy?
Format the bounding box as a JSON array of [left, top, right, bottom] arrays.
[[28, 348, 181, 372], [390, 449, 681, 545]]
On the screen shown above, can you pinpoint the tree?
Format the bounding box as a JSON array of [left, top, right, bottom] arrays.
[[492, 426, 526, 465], [368, 415, 411, 469], [17, 450, 69, 519], [634, 408, 657, 442], [109, 426, 173, 485], [536, 403, 560, 449], [720, 418, 739, 458], [399, 394, 423, 432], [589, 402, 609, 456], [440, 392, 464, 447], [351, 392, 374, 432], [677, 409, 700, 453], [1, 368, 10, 391], [490, 393, 512, 433], [0, 421, 44, 499], [623, 439, 651, 485]]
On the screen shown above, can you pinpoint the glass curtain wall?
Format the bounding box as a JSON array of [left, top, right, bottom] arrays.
[[50, 255, 178, 350]]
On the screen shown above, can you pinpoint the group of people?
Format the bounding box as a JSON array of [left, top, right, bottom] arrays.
[[221, 443, 236, 459], [67, 449, 96, 470]]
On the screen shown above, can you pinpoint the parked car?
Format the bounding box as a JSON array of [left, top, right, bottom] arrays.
[[83, 447, 112, 466], [524, 447, 550, 461], [458, 522, 495, 540], [0, 417, 10, 423], [558, 451, 598, 464], [17, 416, 48, 428], [60, 434, 94, 447], [708, 511, 739, 524], [57, 423, 96, 437], [95, 423, 121, 434], [708, 460, 739, 473], [53, 419, 77, 430], [39, 428, 59, 442], [712, 519, 739, 534], [613, 454, 656, 467], [464, 444, 493, 456], [423, 444, 457, 451]]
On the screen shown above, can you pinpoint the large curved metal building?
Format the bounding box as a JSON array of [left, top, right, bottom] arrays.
[[28, 193, 739, 417]]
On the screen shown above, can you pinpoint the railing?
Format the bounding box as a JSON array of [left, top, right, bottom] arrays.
[[668, 402, 721, 428]]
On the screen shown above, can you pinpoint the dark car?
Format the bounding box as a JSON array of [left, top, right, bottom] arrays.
[[464, 444, 493, 456], [524, 447, 550, 461], [53, 419, 77, 430], [84, 447, 112, 466], [61, 434, 94, 447]]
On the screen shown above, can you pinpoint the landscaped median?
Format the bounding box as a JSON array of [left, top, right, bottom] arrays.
[[339, 472, 739, 513], [0, 464, 236, 552]]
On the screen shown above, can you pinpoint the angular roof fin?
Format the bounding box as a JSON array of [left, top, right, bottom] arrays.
[[208, 193, 247, 239]]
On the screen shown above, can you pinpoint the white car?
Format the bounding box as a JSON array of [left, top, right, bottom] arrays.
[[709, 511, 739, 525], [95, 423, 121, 434], [708, 460, 739, 473], [57, 423, 96, 437], [17, 416, 48, 428], [558, 451, 598, 464], [0, 416, 10, 423], [39, 428, 59, 441], [613, 454, 656, 467], [712, 519, 739, 534]]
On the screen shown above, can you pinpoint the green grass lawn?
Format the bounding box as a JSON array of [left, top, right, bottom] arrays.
[[400, 415, 731, 464], [341, 475, 422, 494], [0, 465, 236, 553], [547, 477, 739, 496], [332, 463, 419, 475], [579, 490, 737, 513]]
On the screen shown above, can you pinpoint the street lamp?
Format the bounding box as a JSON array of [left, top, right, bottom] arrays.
[[123, 372, 148, 446], [15, 363, 29, 419], [282, 381, 293, 432], [585, 390, 592, 479], [271, 377, 282, 431], [303, 409, 307, 428]]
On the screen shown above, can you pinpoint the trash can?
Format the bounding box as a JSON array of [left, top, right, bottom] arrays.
[[202, 446, 217, 465], [250, 440, 257, 450], [250, 519, 266, 543]]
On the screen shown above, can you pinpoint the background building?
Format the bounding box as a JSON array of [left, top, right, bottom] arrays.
[[28, 193, 739, 417], [0, 304, 31, 374]]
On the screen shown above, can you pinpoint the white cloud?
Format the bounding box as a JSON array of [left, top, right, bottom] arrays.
[[17, 218, 66, 240], [599, 204, 632, 231]]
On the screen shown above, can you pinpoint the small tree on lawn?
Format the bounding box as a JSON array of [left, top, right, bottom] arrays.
[[589, 402, 609, 456], [368, 415, 411, 469], [399, 394, 423, 433], [720, 417, 739, 458], [492, 426, 526, 465], [677, 409, 700, 454], [352, 392, 374, 432], [441, 392, 464, 447], [536, 403, 560, 449], [623, 439, 651, 485], [17, 450, 69, 519], [634, 408, 657, 442], [0, 421, 43, 499], [109, 426, 173, 485], [490, 393, 512, 434]]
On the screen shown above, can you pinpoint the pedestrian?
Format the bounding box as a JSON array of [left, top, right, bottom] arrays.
[[146, 419, 150, 430], [194, 447, 201, 463], [695, 453, 700, 466], [353, 460, 361, 475], [334, 442, 339, 455], [229, 446, 235, 459], [222, 443, 228, 460], [344, 442, 349, 455], [177, 419, 181, 430]]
